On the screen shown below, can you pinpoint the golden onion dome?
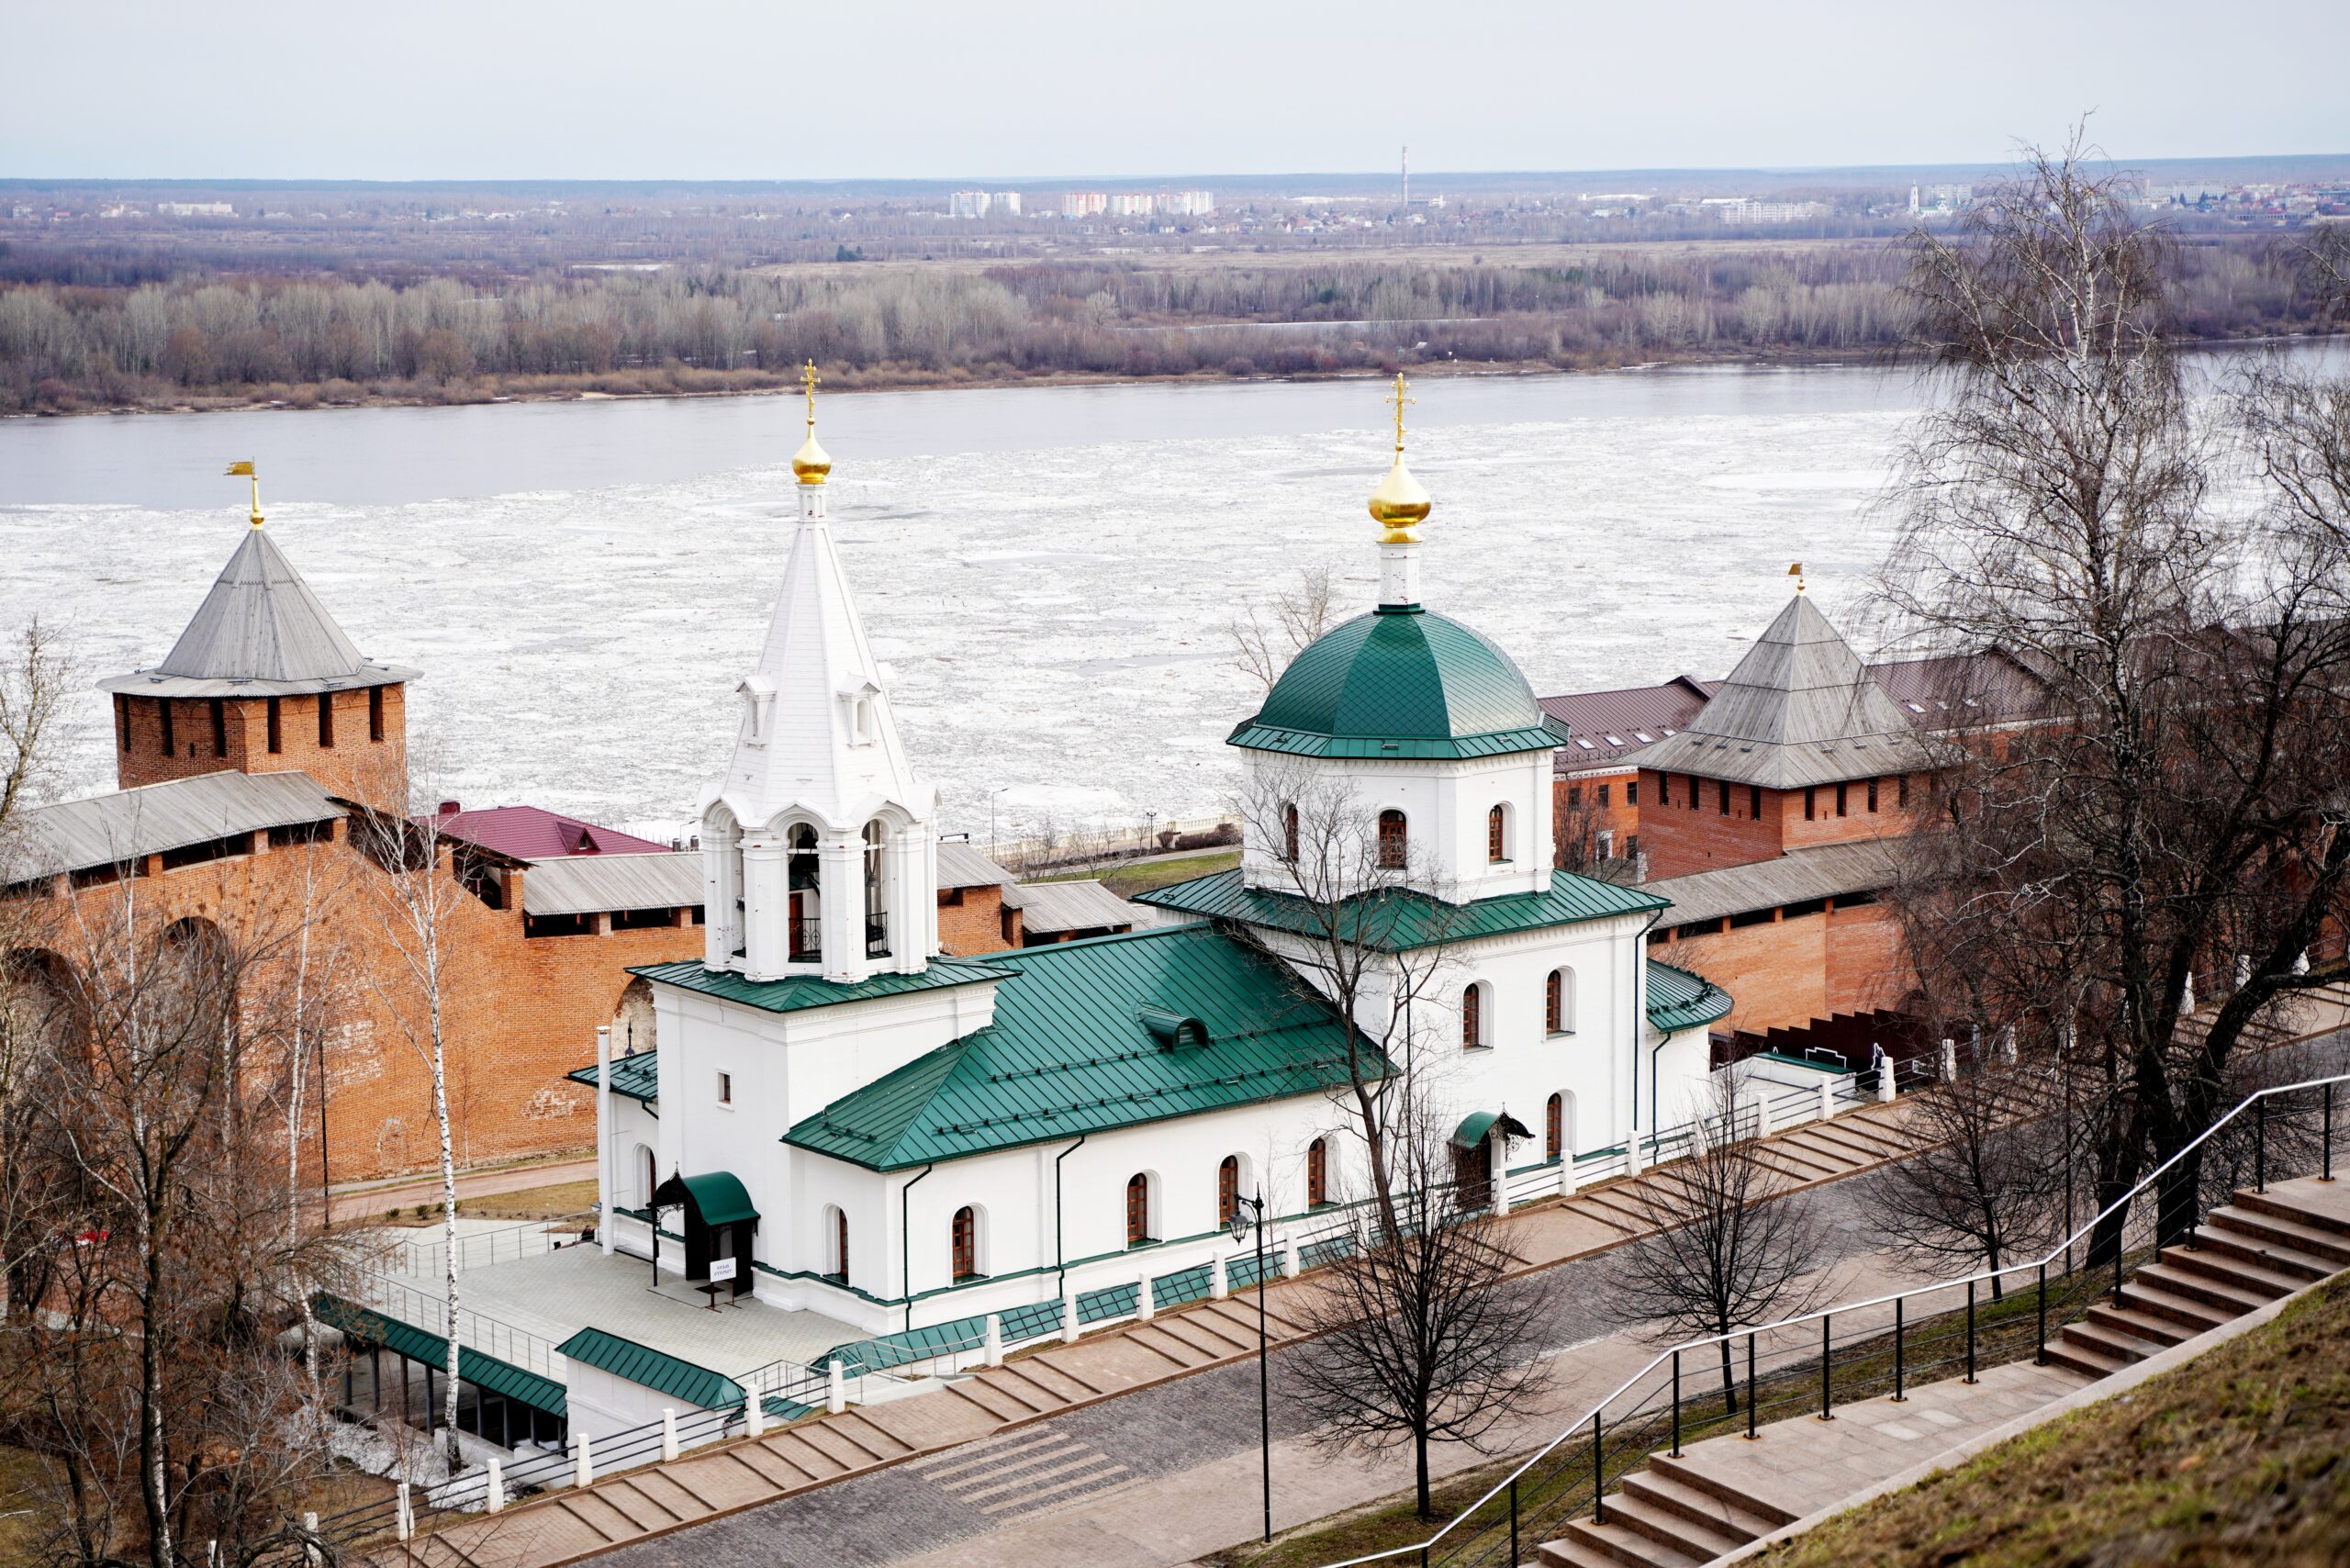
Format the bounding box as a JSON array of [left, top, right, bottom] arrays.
[[1368, 454, 1431, 540], [791, 428, 832, 485]]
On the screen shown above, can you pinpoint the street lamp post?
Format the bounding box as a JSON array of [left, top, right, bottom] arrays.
[[1230, 1188, 1271, 1542]]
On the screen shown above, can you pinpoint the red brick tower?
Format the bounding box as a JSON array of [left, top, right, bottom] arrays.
[[98, 484, 419, 812]]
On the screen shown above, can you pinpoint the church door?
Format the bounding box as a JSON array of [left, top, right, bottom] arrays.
[[1451, 1142, 1492, 1212]]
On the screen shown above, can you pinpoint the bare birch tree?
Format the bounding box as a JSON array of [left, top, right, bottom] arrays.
[[1285, 1106, 1554, 1518], [1228, 563, 1339, 696], [1229, 761, 1467, 1239], [1604, 1077, 1831, 1414], [1863, 1059, 2066, 1299], [354, 783, 473, 1468]]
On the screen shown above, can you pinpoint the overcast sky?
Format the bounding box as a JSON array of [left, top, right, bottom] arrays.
[[9, 0, 2344, 182]]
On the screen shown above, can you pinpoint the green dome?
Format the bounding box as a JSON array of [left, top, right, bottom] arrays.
[[1231, 607, 1564, 760]]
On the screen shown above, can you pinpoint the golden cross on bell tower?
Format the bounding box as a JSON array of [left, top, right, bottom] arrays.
[[1386, 372, 1414, 456], [225, 460, 262, 527], [801, 359, 821, 431]]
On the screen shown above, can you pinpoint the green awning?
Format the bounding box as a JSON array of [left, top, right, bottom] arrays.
[[312, 1294, 567, 1417], [555, 1327, 743, 1410], [655, 1170, 758, 1228], [1451, 1111, 1533, 1149]]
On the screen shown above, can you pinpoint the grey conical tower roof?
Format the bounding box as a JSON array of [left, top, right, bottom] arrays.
[[100, 527, 418, 699], [1638, 594, 1926, 789]]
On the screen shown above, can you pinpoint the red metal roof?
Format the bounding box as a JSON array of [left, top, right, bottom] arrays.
[[1539, 676, 1718, 771], [428, 804, 672, 862]]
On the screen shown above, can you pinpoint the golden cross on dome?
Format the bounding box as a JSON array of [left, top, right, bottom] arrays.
[[1386, 372, 1414, 455], [801, 360, 821, 430]]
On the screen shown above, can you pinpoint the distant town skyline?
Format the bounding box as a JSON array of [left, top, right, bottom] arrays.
[[7, 0, 2344, 182]]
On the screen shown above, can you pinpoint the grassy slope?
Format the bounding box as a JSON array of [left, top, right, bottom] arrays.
[[1760, 1271, 2350, 1568]]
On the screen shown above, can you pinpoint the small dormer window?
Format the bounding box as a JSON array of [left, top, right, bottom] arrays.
[[737, 678, 776, 744]]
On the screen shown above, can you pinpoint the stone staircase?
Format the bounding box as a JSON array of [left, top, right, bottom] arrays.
[[1567, 1109, 1919, 1238], [2043, 1185, 2350, 1378], [1533, 1174, 2350, 1568]]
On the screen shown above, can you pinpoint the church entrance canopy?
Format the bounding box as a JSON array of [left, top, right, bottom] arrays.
[[651, 1170, 758, 1298]]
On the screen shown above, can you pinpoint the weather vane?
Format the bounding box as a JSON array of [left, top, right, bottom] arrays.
[[1386, 372, 1413, 455], [225, 460, 262, 527]]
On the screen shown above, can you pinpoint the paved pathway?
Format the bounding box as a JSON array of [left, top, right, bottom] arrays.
[[333, 1157, 598, 1225]]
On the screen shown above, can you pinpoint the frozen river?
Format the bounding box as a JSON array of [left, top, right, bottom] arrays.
[[0, 360, 2205, 835]]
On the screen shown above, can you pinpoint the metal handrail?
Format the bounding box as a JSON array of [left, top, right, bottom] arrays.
[[1319, 1067, 2350, 1568]]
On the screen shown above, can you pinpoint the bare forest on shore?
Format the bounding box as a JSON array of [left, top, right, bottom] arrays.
[[0, 235, 2333, 416]]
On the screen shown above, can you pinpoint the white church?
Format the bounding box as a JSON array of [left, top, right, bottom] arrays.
[[587, 380, 1729, 1342]]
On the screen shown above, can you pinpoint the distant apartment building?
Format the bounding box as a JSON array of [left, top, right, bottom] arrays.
[[948, 190, 991, 219], [1109, 192, 1154, 218], [1060, 191, 1108, 218], [1701, 197, 1829, 226], [1158, 190, 1214, 217], [157, 200, 235, 218], [992, 191, 1022, 216]]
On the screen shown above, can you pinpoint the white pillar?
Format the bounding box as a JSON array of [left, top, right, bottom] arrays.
[[1281, 1235, 1300, 1280], [744, 1393, 765, 1438], [741, 836, 790, 979], [395, 1483, 412, 1541], [1491, 1135, 1512, 1216], [1753, 1084, 1774, 1141], [983, 1313, 1004, 1365], [1940, 1037, 1958, 1082], [660, 1407, 678, 1462], [827, 1362, 847, 1415], [1211, 1252, 1229, 1300], [1876, 1049, 1896, 1104], [820, 834, 865, 984], [1136, 1274, 1155, 1322], [1557, 1137, 1579, 1196], [596, 1025, 614, 1256], [486, 1458, 505, 1513], [574, 1430, 593, 1489], [1061, 1287, 1080, 1344], [1817, 1076, 1834, 1125], [1625, 1125, 1645, 1175]]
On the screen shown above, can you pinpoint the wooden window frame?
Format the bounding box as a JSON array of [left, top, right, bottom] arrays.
[[951, 1206, 979, 1281], [1376, 809, 1407, 869], [1546, 1093, 1564, 1162], [1486, 804, 1506, 863], [1461, 983, 1484, 1050], [1217, 1157, 1240, 1229], [1306, 1140, 1327, 1208], [1545, 970, 1562, 1033], [1125, 1174, 1151, 1247]]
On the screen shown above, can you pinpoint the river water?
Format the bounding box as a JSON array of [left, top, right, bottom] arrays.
[[0, 351, 2325, 834]]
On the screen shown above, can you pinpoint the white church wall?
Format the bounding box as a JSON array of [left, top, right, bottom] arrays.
[[1240, 753, 1551, 902], [1648, 1024, 1717, 1132]]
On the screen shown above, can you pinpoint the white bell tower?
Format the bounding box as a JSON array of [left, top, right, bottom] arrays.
[[700, 364, 939, 985]]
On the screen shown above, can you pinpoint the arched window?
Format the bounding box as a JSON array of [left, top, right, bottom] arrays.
[[864, 821, 890, 958], [1217, 1156, 1240, 1229], [1461, 983, 1485, 1050], [632, 1144, 656, 1207], [1487, 804, 1507, 862], [951, 1206, 979, 1281], [1281, 802, 1300, 863], [1547, 968, 1574, 1034], [1125, 1174, 1153, 1247], [1377, 809, 1407, 869], [787, 823, 819, 961], [1546, 1093, 1564, 1162], [826, 1206, 849, 1282], [1306, 1138, 1328, 1208]]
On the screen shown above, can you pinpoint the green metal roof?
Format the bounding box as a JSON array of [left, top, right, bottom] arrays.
[[565, 1050, 659, 1103], [1134, 868, 1667, 952], [1646, 959, 1734, 1033], [1453, 1111, 1502, 1148], [660, 1170, 758, 1228], [554, 1327, 744, 1410], [312, 1294, 567, 1417], [785, 924, 1391, 1171], [629, 957, 1017, 1015], [1231, 607, 1566, 760]]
